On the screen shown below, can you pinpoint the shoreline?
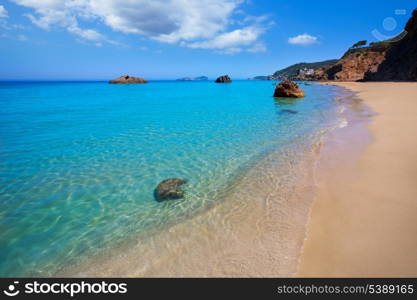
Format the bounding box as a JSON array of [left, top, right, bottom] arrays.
[[298, 82, 417, 277]]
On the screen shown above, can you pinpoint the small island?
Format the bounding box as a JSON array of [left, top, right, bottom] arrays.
[[176, 76, 208, 81], [109, 75, 148, 84]]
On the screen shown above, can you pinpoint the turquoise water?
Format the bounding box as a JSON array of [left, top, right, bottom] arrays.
[[0, 81, 347, 276]]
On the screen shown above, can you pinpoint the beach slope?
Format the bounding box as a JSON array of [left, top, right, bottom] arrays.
[[298, 82, 417, 277]]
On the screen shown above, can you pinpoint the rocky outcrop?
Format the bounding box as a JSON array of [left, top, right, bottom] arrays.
[[109, 75, 148, 84], [310, 47, 387, 81], [215, 75, 232, 83], [273, 80, 305, 98], [310, 9, 417, 82], [154, 178, 187, 201], [364, 9, 417, 81]]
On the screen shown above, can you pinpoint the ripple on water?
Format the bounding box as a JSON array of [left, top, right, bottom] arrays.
[[0, 81, 363, 276]]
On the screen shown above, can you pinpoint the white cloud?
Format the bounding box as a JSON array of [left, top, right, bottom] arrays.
[[12, 0, 108, 43], [10, 0, 270, 53], [89, 0, 240, 44], [214, 41, 266, 55], [0, 5, 8, 18], [67, 26, 104, 41], [0, 32, 29, 42], [186, 26, 264, 50], [17, 34, 28, 41], [247, 42, 267, 53], [288, 33, 318, 46]]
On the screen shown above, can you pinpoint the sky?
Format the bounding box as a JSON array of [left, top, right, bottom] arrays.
[[0, 0, 415, 80]]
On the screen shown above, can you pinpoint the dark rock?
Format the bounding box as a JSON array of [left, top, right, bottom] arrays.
[[154, 178, 187, 201], [215, 75, 232, 83], [109, 75, 148, 84], [273, 80, 305, 98]]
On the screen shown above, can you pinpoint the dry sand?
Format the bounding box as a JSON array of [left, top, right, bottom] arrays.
[[298, 82, 417, 277]]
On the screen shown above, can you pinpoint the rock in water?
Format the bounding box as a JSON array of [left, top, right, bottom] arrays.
[[215, 75, 232, 83], [154, 178, 187, 201], [281, 109, 298, 114], [109, 75, 148, 84], [273, 80, 305, 98]]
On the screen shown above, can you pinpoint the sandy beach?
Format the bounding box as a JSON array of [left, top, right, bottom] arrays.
[[298, 82, 417, 277]]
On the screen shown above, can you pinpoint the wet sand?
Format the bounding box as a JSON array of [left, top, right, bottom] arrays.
[[298, 82, 417, 277], [60, 140, 320, 277]]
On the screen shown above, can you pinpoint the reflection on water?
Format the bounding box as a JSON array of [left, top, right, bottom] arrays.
[[274, 98, 301, 106]]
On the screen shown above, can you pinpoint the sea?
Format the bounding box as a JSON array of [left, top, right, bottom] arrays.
[[0, 80, 369, 276]]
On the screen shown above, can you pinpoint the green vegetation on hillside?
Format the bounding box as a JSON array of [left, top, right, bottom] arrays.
[[271, 59, 338, 79], [351, 40, 367, 48]]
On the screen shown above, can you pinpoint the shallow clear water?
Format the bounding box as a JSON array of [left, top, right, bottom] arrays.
[[0, 81, 347, 276]]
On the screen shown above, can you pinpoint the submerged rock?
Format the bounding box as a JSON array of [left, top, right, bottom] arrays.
[[281, 109, 298, 114], [154, 178, 187, 201], [215, 75, 232, 83], [273, 80, 305, 98], [109, 75, 148, 84]]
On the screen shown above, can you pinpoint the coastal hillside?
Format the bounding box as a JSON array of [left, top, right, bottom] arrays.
[[310, 45, 388, 81], [256, 8, 416, 82], [364, 9, 417, 81], [270, 60, 338, 80], [251, 60, 337, 80], [311, 8, 417, 81]]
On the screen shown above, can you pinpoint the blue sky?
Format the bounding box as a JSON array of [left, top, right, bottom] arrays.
[[0, 0, 415, 80]]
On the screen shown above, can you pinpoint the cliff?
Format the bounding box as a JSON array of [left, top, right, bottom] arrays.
[[364, 9, 417, 81], [311, 46, 388, 81], [312, 8, 416, 82]]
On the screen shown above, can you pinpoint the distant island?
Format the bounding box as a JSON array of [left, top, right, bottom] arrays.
[[176, 76, 208, 81]]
